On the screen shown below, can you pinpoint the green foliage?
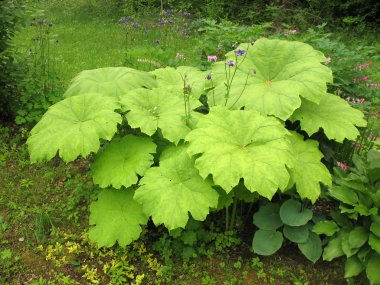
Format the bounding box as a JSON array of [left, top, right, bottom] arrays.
[[91, 135, 156, 189], [287, 132, 332, 203], [89, 188, 148, 247], [0, 0, 26, 120], [135, 145, 218, 230], [252, 199, 322, 263], [186, 106, 293, 198], [27, 93, 121, 162], [291, 93, 367, 142], [320, 150, 380, 284], [64, 67, 156, 99], [27, 38, 365, 250], [208, 39, 333, 120]]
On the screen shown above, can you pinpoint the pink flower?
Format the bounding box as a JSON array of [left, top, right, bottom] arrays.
[[337, 162, 349, 171], [324, 57, 332, 65], [353, 76, 370, 83], [290, 29, 297, 33], [366, 83, 380, 88], [207, 55, 217, 62], [345, 97, 351, 101], [353, 62, 373, 71], [352, 142, 361, 149], [176, 53, 185, 59]]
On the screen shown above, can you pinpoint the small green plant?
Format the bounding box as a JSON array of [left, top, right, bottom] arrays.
[[0, 249, 20, 282], [315, 150, 380, 284], [252, 199, 322, 263]]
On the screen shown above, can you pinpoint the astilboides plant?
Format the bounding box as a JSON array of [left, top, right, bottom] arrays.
[[27, 38, 366, 249]]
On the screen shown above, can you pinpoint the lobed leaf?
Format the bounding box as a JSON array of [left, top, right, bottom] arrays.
[[91, 135, 156, 189], [291, 93, 367, 142], [27, 93, 121, 163], [208, 39, 333, 120], [134, 145, 219, 230], [287, 132, 331, 203], [121, 87, 196, 144], [89, 188, 148, 247], [64, 67, 156, 98], [186, 106, 293, 199]]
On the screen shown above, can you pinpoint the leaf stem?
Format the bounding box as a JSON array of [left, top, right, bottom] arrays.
[[229, 196, 238, 230]]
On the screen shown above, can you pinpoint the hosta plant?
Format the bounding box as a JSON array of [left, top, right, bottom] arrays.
[[252, 199, 322, 263], [315, 150, 380, 284], [27, 38, 366, 249]]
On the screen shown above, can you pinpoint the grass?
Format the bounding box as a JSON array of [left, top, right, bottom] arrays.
[[13, 18, 125, 84]]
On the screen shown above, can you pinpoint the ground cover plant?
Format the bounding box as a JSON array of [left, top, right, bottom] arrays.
[[1, 0, 380, 284]]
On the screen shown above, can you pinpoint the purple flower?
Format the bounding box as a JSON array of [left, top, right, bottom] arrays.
[[118, 17, 133, 24], [168, 19, 173, 24], [167, 9, 172, 17], [226, 60, 235, 67], [205, 74, 212, 80], [183, 12, 190, 17], [235, 49, 245, 56], [37, 19, 44, 25], [159, 20, 164, 25], [154, 39, 160, 44], [182, 29, 188, 36], [144, 29, 148, 34], [131, 23, 138, 29]]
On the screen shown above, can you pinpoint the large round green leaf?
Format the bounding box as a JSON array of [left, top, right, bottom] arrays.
[[252, 229, 283, 256], [298, 232, 322, 263], [89, 188, 148, 247], [27, 93, 121, 163], [253, 203, 283, 230], [279, 199, 313, 226], [287, 132, 331, 203], [291, 93, 366, 143], [151, 66, 206, 102], [64, 67, 156, 98], [367, 255, 380, 285], [283, 225, 309, 243], [208, 39, 332, 120], [91, 135, 156, 189], [186, 106, 293, 199], [134, 145, 219, 230], [121, 87, 196, 144]]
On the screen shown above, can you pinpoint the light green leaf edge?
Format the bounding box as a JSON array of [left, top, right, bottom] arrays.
[[91, 135, 156, 189], [89, 188, 148, 247], [134, 145, 219, 230], [186, 106, 293, 199], [27, 93, 121, 163], [291, 93, 367, 143]]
